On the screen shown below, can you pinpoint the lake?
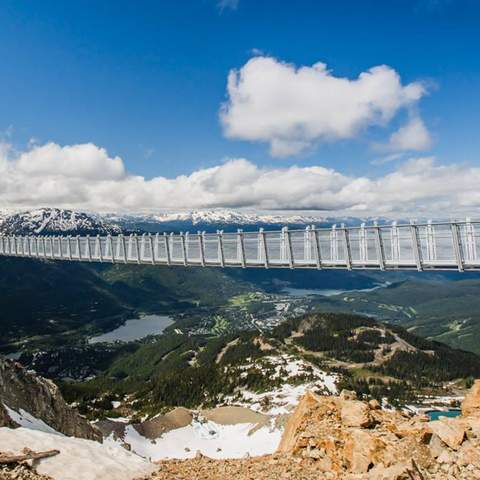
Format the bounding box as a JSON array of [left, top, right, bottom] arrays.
[[427, 410, 461, 421], [88, 314, 174, 344], [282, 283, 390, 297]]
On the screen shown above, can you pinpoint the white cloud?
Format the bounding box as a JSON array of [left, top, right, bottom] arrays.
[[387, 115, 432, 151], [220, 56, 428, 156], [0, 141, 479, 217], [16, 142, 125, 180]]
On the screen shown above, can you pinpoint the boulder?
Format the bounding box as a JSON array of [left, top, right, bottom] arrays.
[[344, 429, 385, 473], [457, 440, 480, 467], [428, 434, 447, 459], [341, 400, 372, 428], [462, 379, 480, 417], [429, 418, 465, 450], [463, 415, 480, 438], [394, 420, 430, 440], [277, 391, 324, 453]]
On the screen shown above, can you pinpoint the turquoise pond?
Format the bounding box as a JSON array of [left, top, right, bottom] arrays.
[[427, 410, 461, 421]]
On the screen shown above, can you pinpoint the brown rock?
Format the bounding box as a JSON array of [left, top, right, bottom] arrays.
[[428, 434, 447, 459], [369, 459, 424, 480], [344, 429, 385, 473], [429, 418, 465, 450], [463, 415, 480, 438], [340, 390, 358, 401], [437, 449, 455, 464], [394, 420, 430, 440], [276, 391, 324, 453], [457, 440, 480, 467], [368, 399, 381, 410], [341, 400, 372, 428], [462, 379, 480, 417]]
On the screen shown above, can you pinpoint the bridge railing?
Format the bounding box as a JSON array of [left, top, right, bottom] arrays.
[[1, 219, 479, 271]]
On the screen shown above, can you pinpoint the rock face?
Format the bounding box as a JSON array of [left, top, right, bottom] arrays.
[[0, 356, 101, 441], [429, 418, 465, 450], [462, 379, 480, 417]]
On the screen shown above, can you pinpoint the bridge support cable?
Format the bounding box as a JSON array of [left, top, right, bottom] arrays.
[[198, 231, 206, 267], [451, 222, 465, 272], [259, 228, 269, 268], [410, 221, 423, 271], [342, 223, 352, 271], [373, 222, 386, 271], [311, 225, 322, 269], [217, 230, 225, 268], [237, 229, 246, 268]]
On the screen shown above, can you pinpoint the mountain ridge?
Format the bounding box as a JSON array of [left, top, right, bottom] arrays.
[[0, 208, 121, 236]]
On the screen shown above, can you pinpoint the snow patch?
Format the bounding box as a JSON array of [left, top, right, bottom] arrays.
[[223, 355, 338, 415], [3, 404, 60, 435], [107, 418, 282, 461], [0, 427, 155, 480]]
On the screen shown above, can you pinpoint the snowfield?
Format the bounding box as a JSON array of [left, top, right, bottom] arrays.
[[3, 404, 60, 435], [0, 427, 155, 480], [107, 418, 282, 461], [1, 404, 155, 480]]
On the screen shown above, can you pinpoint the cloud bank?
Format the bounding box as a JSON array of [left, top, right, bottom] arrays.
[[220, 57, 430, 156], [0, 141, 478, 217]]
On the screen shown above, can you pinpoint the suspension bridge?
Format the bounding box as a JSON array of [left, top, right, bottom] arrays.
[[0, 220, 479, 272]]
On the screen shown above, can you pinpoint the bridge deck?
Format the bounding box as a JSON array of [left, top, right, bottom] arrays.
[[1, 221, 479, 271]]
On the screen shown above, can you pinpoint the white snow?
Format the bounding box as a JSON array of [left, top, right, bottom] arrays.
[[0, 427, 155, 480], [0, 207, 121, 235], [107, 418, 282, 461], [104, 209, 323, 226], [3, 404, 60, 435]]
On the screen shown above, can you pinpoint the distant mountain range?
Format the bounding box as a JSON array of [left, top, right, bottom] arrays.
[[108, 209, 325, 225], [0, 207, 349, 235], [0, 206, 410, 236], [0, 208, 121, 236]]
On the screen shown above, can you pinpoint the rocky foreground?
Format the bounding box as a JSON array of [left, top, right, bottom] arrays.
[[143, 381, 480, 480], [3, 381, 480, 479]]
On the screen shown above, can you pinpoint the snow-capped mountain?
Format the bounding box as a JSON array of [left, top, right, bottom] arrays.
[[0, 208, 122, 236], [105, 209, 325, 228], [101, 209, 376, 233]]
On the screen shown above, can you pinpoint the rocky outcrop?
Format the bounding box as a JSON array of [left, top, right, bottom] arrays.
[[276, 384, 480, 479], [142, 380, 480, 479], [0, 356, 101, 441], [462, 379, 480, 417]]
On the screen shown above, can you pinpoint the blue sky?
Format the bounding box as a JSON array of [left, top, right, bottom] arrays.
[[0, 0, 479, 215]]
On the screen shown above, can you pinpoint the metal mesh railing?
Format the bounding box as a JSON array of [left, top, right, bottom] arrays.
[[1, 220, 479, 271]]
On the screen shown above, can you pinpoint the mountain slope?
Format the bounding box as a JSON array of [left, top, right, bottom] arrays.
[[0, 257, 248, 349], [54, 312, 480, 421], [309, 278, 480, 354]]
